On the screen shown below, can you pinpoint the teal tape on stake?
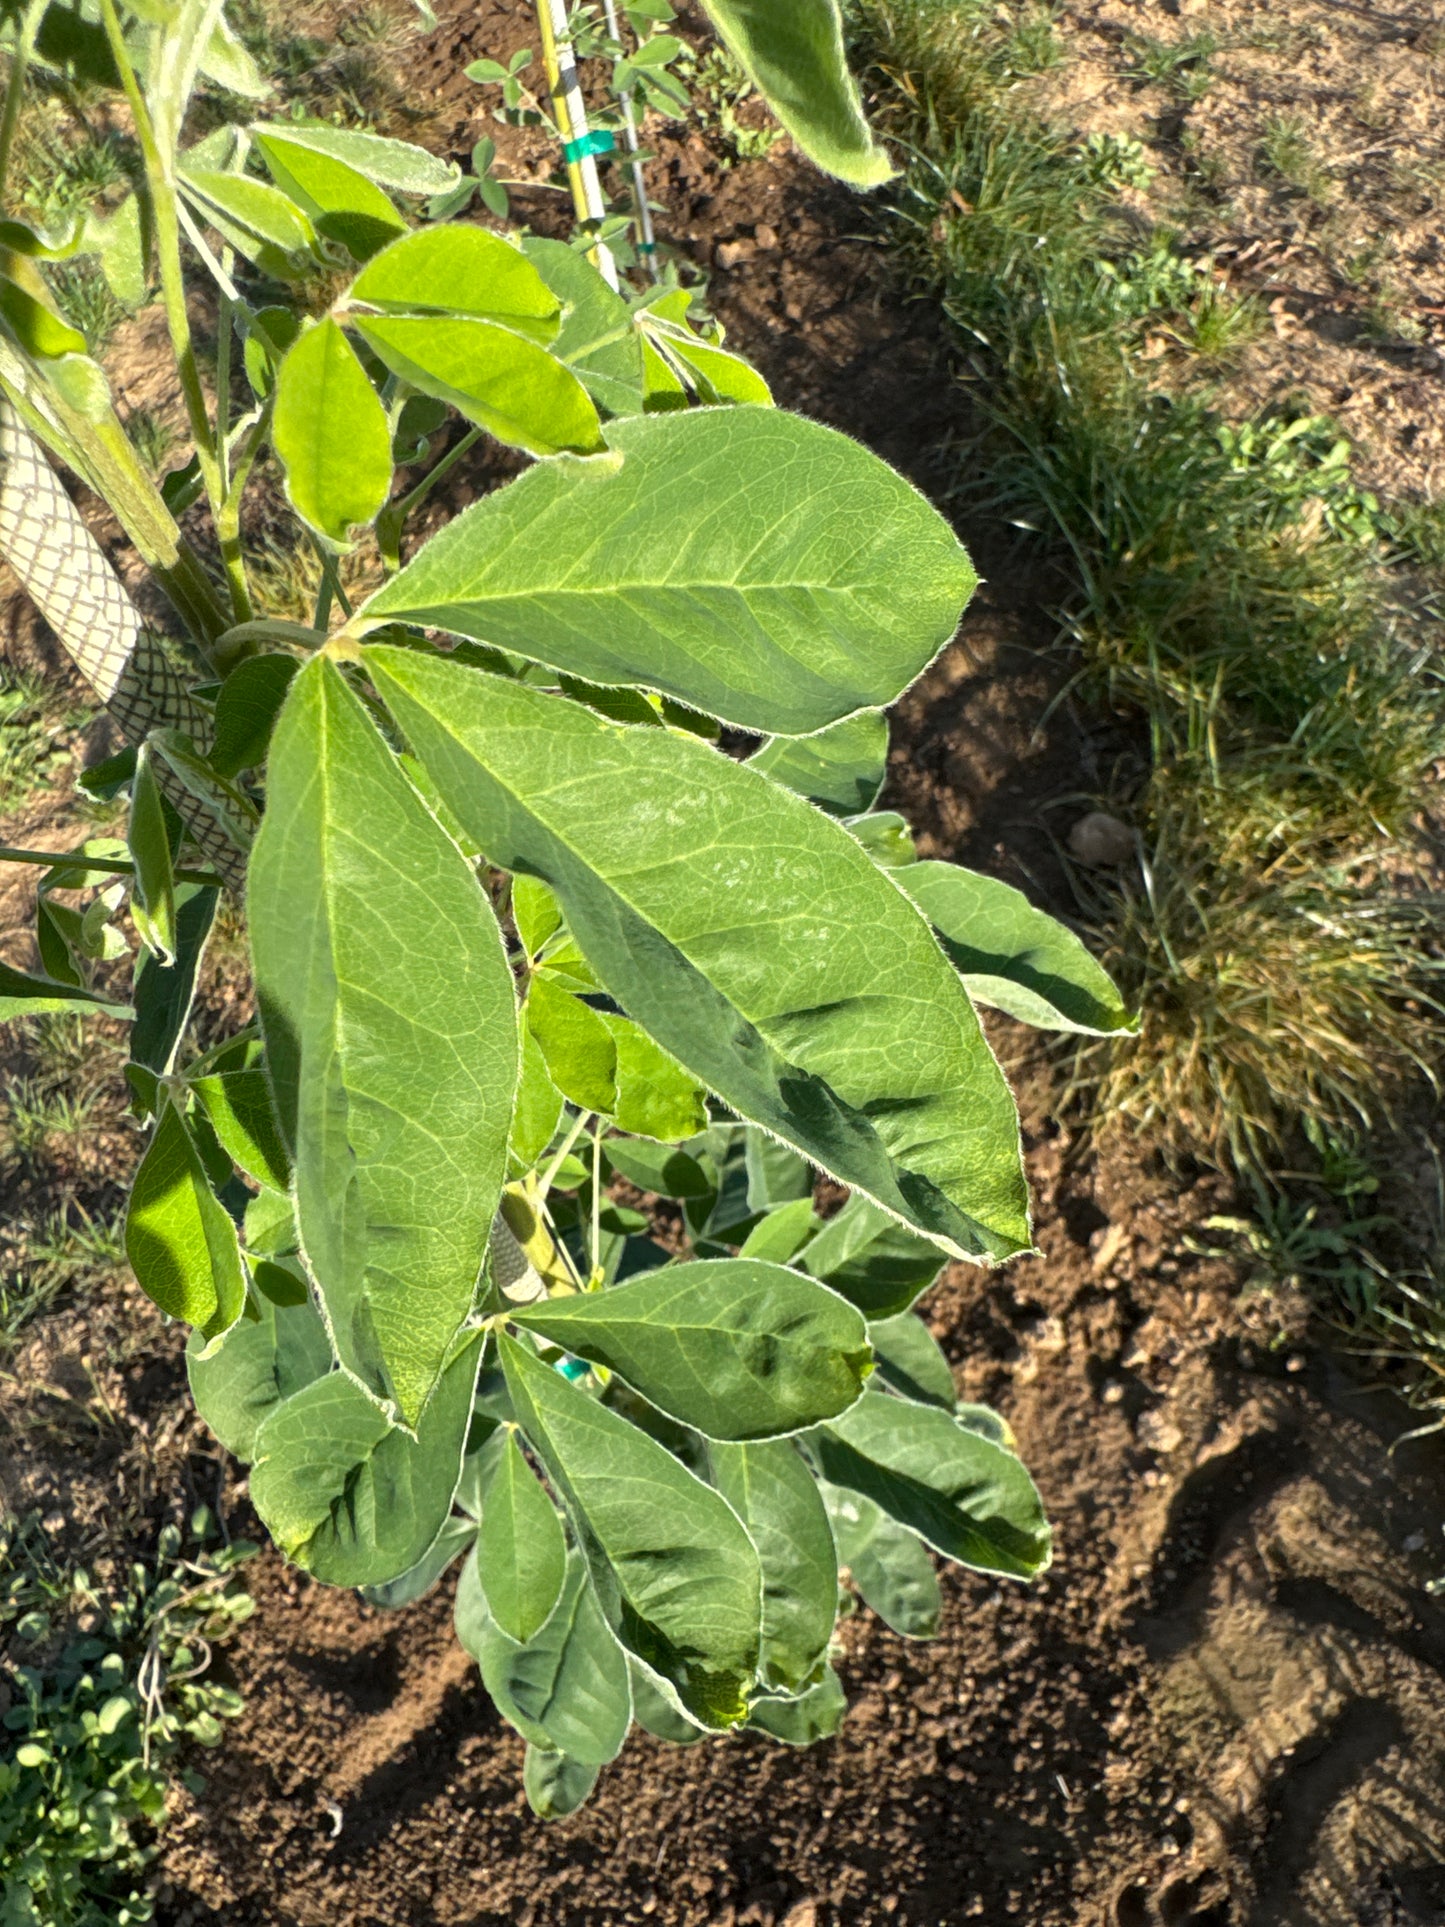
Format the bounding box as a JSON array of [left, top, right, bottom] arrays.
[[562, 128, 616, 163]]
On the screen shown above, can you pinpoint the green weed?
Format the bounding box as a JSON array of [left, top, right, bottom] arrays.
[[0, 1513, 254, 1927], [123, 409, 178, 476], [1259, 112, 1333, 205], [48, 260, 127, 357], [1125, 30, 1218, 100], [679, 45, 785, 165], [0, 666, 86, 810]]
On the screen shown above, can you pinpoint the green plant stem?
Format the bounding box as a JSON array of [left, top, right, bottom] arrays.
[[94, 0, 223, 532], [0, 0, 47, 206], [539, 1109, 592, 1197], [0, 844, 221, 886], [378, 424, 483, 569]]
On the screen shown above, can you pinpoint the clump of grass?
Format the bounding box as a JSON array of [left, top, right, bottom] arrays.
[[1125, 29, 1218, 101], [0, 1512, 254, 1927], [48, 259, 127, 357], [852, 0, 1445, 1413], [123, 407, 178, 476], [1258, 112, 1333, 205]]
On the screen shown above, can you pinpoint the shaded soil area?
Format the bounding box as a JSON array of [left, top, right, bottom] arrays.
[[6, 2, 1445, 1923]]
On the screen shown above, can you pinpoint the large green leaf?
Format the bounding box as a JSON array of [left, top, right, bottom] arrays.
[[455, 1544, 632, 1764], [521, 236, 646, 415], [350, 225, 559, 343], [249, 121, 460, 196], [698, 0, 893, 186], [272, 318, 392, 544], [600, 1013, 707, 1142], [355, 316, 602, 458], [523, 1744, 600, 1818], [498, 1334, 761, 1728], [812, 1390, 1050, 1580], [708, 1440, 837, 1694], [253, 130, 404, 261], [124, 1096, 245, 1347], [800, 1195, 943, 1319], [358, 409, 977, 737], [747, 1665, 847, 1745], [822, 1482, 940, 1638], [525, 977, 616, 1113], [868, 1310, 956, 1409], [250, 1329, 483, 1587], [0, 957, 130, 1020], [364, 651, 1029, 1261], [513, 1260, 871, 1441], [186, 1290, 332, 1461], [750, 710, 888, 816], [248, 657, 518, 1427], [180, 167, 316, 262], [476, 1431, 568, 1643], [898, 860, 1135, 1036], [129, 884, 214, 1074], [190, 1068, 291, 1192]]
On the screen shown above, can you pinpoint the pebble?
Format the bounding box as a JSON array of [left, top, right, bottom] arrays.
[[1068, 810, 1136, 867]]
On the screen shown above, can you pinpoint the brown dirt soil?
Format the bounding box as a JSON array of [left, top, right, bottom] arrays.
[[7, 3, 1445, 1923], [1037, 0, 1445, 502]]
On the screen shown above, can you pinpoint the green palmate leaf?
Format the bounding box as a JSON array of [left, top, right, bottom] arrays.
[[272, 318, 392, 544], [249, 121, 461, 197], [190, 1068, 291, 1191], [254, 131, 405, 262], [127, 744, 176, 965], [88, 195, 146, 308], [498, 1334, 761, 1728], [525, 976, 617, 1113], [0, 957, 131, 1020], [510, 1025, 565, 1169], [603, 1137, 714, 1201], [477, 1431, 568, 1643], [750, 709, 888, 816], [350, 225, 560, 343], [179, 167, 316, 262], [364, 652, 1029, 1261], [812, 1390, 1050, 1580], [250, 1328, 484, 1587], [514, 1260, 871, 1441], [708, 1440, 837, 1693], [800, 1195, 943, 1319], [248, 657, 518, 1426], [898, 861, 1136, 1036], [822, 1483, 940, 1638], [513, 873, 564, 957], [524, 1744, 600, 1818], [744, 1129, 810, 1210], [125, 1096, 246, 1347], [209, 654, 299, 778], [355, 316, 603, 459], [455, 1544, 632, 1763], [747, 1665, 847, 1745], [738, 1197, 818, 1265], [600, 1013, 707, 1141], [130, 882, 216, 1076], [186, 1290, 332, 1461], [358, 409, 978, 737], [360, 1513, 477, 1609], [698, 0, 893, 186], [521, 236, 646, 415], [641, 317, 772, 406], [868, 1310, 956, 1409], [629, 1662, 706, 1744]]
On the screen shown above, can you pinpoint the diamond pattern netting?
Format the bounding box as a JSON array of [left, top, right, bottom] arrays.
[[0, 399, 247, 892]]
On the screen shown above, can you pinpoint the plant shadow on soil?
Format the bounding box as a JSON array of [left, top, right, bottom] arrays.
[[7, 1, 1445, 1922]]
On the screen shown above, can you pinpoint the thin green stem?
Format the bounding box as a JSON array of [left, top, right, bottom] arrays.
[[309, 535, 352, 621], [0, 844, 221, 886], [590, 1124, 602, 1281], [539, 1109, 592, 1198], [95, 0, 221, 520]]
